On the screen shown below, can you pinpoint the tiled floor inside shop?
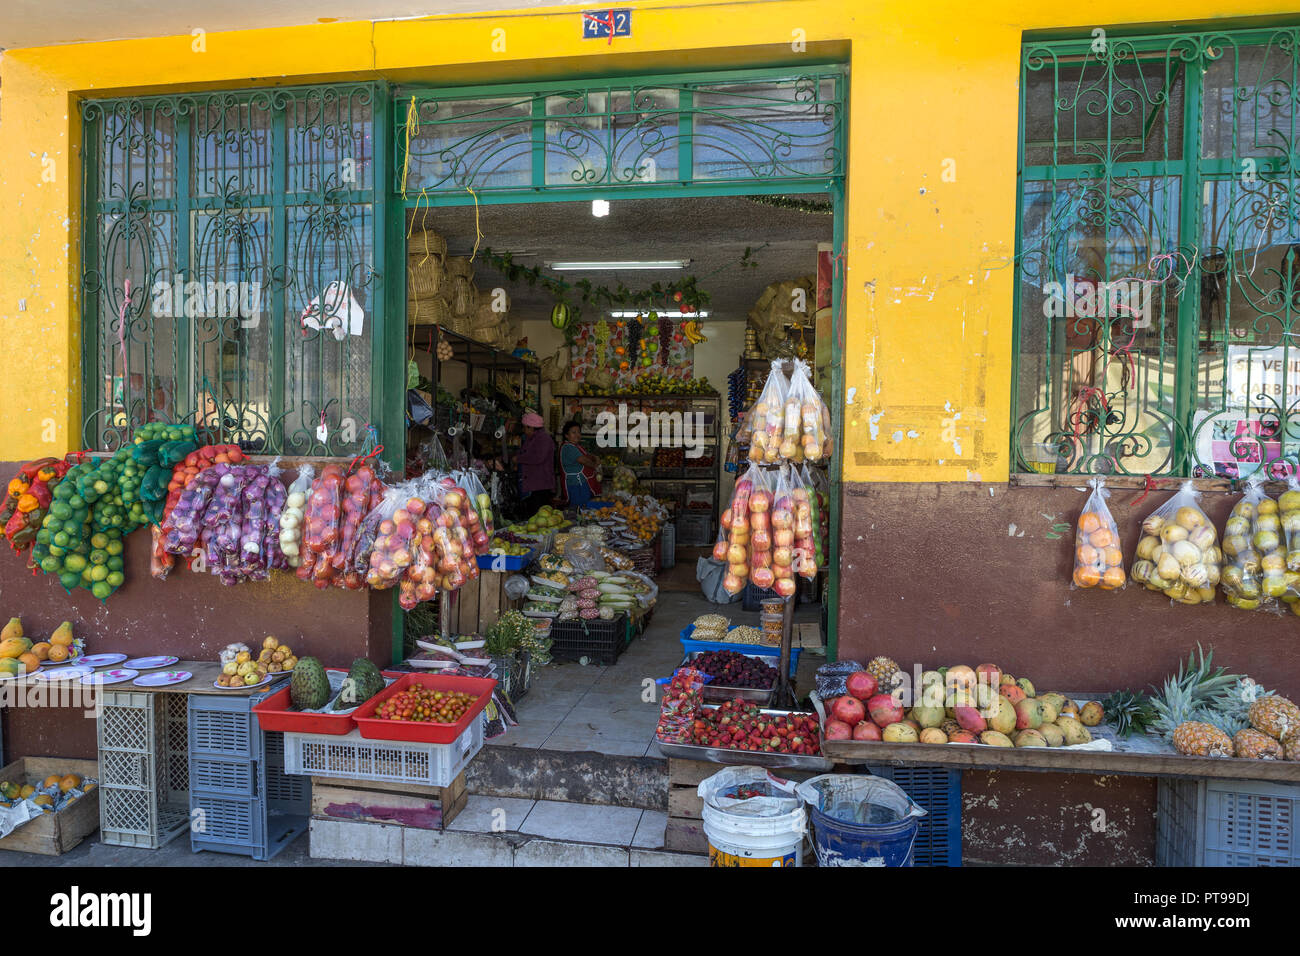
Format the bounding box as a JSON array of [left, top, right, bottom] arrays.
[[7, 577, 824, 866]]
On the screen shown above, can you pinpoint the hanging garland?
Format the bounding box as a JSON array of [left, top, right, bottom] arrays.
[[743, 195, 834, 215]]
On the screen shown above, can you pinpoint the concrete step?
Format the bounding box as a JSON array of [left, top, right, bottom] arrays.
[[309, 795, 707, 867], [466, 743, 668, 811]]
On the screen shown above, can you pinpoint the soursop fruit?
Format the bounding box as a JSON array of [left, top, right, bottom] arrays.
[[291, 657, 330, 710], [332, 657, 385, 710]]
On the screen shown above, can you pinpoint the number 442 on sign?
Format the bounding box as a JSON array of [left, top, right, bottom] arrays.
[[583, 9, 631, 43]]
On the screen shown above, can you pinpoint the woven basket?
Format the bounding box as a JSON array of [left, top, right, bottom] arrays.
[[407, 221, 448, 259], [407, 260, 443, 299], [408, 295, 451, 327], [469, 302, 503, 332], [449, 275, 478, 316], [444, 310, 474, 336], [444, 255, 474, 280]]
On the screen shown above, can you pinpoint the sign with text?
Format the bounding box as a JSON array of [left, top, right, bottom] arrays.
[[582, 9, 631, 42]]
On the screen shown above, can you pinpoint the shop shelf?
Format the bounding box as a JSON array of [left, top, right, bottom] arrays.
[[866, 765, 962, 867], [283, 720, 484, 788], [549, 614, 631, 665], [678, 625, 800, 678], [1157, 777, 1300, 867], [352, 674, 497, 744], [98, 691, 191, 849]]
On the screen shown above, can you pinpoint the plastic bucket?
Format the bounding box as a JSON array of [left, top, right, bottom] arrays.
[[698, 767, 805, 868], [796, 774, 927, 868], [700, 802, 804, 868]]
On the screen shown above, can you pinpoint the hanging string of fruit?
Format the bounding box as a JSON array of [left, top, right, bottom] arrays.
[[594, 318, 610, 368], [658, 315, 672, 367], [627, 315, 643, 367]]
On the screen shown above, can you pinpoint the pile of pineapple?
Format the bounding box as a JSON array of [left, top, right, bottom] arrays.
[[1149, 646, 1299, 759]]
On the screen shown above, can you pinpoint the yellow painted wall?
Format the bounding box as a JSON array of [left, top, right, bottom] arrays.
[[0, 0, 1295, 482]]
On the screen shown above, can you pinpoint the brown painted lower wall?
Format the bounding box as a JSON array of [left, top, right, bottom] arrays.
[[0, 461, 393, 761]]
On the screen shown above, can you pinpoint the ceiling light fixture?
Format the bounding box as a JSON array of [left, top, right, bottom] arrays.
[[609, 310, 710, 318], [546, 260, 690, 271], [591, 199, 610, 218]]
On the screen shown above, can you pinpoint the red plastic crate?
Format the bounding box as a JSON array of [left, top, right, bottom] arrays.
[[351, 673, 497, 744], [253, 668, 403, 736]]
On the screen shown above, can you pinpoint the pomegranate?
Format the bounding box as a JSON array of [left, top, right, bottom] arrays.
[[868, 693, 904, 727], [830, 695, 866, 726], [824, 719, 852, 740], [846, 670, 878, 701], [852, 721, 882, 741]]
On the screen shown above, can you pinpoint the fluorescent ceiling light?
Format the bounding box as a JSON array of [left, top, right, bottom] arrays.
[[610, 310, 710, 318], [546, 260, 690, 271], [591, 200, 610, 218]]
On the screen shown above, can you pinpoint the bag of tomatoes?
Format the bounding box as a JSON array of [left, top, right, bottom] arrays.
[[1129, 480, 1221, 606], [1071, 477, 1126, 591]]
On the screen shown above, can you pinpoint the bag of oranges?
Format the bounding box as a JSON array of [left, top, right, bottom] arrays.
[[1220, 477, 1286, 613], [1130, 480, 1221, 606], [1071, 477, 1126, 591]]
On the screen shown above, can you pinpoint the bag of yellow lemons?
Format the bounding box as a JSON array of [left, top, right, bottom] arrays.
[[1130, 480, 1221, 606]]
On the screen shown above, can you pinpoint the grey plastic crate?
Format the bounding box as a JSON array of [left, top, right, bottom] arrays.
[[188, 688, 308, 861], [98, 691, 191, 849], [1157, 777, 1300, 867]]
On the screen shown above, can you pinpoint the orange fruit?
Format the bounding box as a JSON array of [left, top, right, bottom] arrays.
[[42, 775, 61, 789], [1100, 566, 1127, 590], [17, 653, 39, 674], [1089, 528, 1115, 548], [1073, 566, 1102, 588], [1103, 546, 1124, 568], [1079, 512, 1102, 534], [1076, 544, 1100, 566], [59, 774, 81, 792], [30, 642, 50, 661], [47, 645, 69, 663]]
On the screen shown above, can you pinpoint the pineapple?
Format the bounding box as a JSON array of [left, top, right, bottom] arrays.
[[1283, 730, 1300, 762], [1101, 690, 1156, 738], [1172, 721, 1235, 757], [867, 656, 905, 694], [1205, 677, 1271, 738], [1233, 728, 1283, 760], [1149, 645, 1241, 743], [1248, 696, 1300, 742]]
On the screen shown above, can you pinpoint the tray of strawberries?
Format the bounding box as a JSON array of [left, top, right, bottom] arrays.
[[654, 699, 831, 770]]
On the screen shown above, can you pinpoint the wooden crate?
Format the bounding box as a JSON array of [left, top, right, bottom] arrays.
[[310, 771, 467, 831], [0, 756, 100, 856], [665, 758, 712, 855], [450, 569, 520, 635]]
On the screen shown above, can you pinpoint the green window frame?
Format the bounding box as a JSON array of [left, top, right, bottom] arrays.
[[1013, 26, 1300, 480], [79, 83, 390, 456]]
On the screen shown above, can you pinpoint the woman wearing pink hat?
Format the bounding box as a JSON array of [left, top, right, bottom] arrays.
[[516, 410, 556, 518]]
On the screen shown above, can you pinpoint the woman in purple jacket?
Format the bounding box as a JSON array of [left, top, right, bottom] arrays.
[[516, 411, 556, 518]]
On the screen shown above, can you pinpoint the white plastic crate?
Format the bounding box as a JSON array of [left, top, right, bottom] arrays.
[[1157, 777, 1300, 867], [283, 716, 484, 787], [98, 691, 190, 849]]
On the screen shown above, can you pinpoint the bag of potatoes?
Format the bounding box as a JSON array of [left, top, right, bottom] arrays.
[[1071, 477, 1126, 590], [1221, 476, 1287, 612], [1129, 480, 1221, 606]]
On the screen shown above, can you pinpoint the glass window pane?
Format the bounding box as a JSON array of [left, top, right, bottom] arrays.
[[1014, 177, 1183, 474], [1022, 52, 1185, 167], [405, 97, 532, 192], [545, 88, 679, 185], [288, 88, 374, 194], [191, 96, 273, 198], [692, 77, 839, 179], [1202, 41, 1299, 161]]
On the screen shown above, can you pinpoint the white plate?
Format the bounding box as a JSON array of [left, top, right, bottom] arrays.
[[415, 639, 461, 658], [80, 668, 139, 686], [133, 670, 192, 687], [123, 656, 180, 670], [522, 609, 559, 619], [405, 658, 457, 670], [33, 666, 94, 682], [212, 674, 274, 690], [76, 653, 129, 669], [454, 639, 486, 650]]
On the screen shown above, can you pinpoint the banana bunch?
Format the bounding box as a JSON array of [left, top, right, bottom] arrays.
[[681, 319, 707, 345]]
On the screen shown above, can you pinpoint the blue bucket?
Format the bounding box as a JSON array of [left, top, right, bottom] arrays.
[[796, 774, 927, 867]]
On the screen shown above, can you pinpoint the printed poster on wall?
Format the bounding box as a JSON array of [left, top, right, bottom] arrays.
[[1204, 345, 1298, 478]]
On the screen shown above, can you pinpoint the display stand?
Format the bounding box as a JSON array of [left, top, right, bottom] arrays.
[[773, 596, 797, 709]]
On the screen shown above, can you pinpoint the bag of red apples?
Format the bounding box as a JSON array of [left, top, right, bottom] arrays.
[[714, 463, 815, 597]]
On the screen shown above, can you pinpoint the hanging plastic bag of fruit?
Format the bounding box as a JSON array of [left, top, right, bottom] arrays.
[[1220, 476, 1284, 612], [717, 463, 760, 594], [1130, 479, 1221, 606], [297, 463, 346, 589], [364, 481, 417, 590], [787, 465, 819, 582], [746, 361, 790, 465], [1070, 477, 1126, 591], [452, 469, 493, 555], [783, 359, 830, 464], [276, 464, 314, 570]]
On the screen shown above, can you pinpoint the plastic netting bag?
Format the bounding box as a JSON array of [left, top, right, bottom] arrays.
[[1070, 477, 1126, 591], [655, 667, 706, 743], [746, 361, 789, 464], [815, 660, 868, 700], [783, 358, 830, 463], [277, 464, 314, 569], [1220, 476, 1284, 612], [1130, 479, 1221, 606]]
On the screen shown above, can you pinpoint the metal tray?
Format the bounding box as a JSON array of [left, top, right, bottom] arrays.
[[682, 651, 776, 705], [654, 706, 832, 771]]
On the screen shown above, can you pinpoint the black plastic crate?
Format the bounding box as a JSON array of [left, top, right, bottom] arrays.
[[549, 615, 630, 665], [867, 765, 962, 866]]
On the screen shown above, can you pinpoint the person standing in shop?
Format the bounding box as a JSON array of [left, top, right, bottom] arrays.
[[560, 420, 602, 509], [516, 411, 556, 518]]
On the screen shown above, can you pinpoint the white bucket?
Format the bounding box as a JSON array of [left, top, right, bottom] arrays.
[[700, 801, 805, 868]]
